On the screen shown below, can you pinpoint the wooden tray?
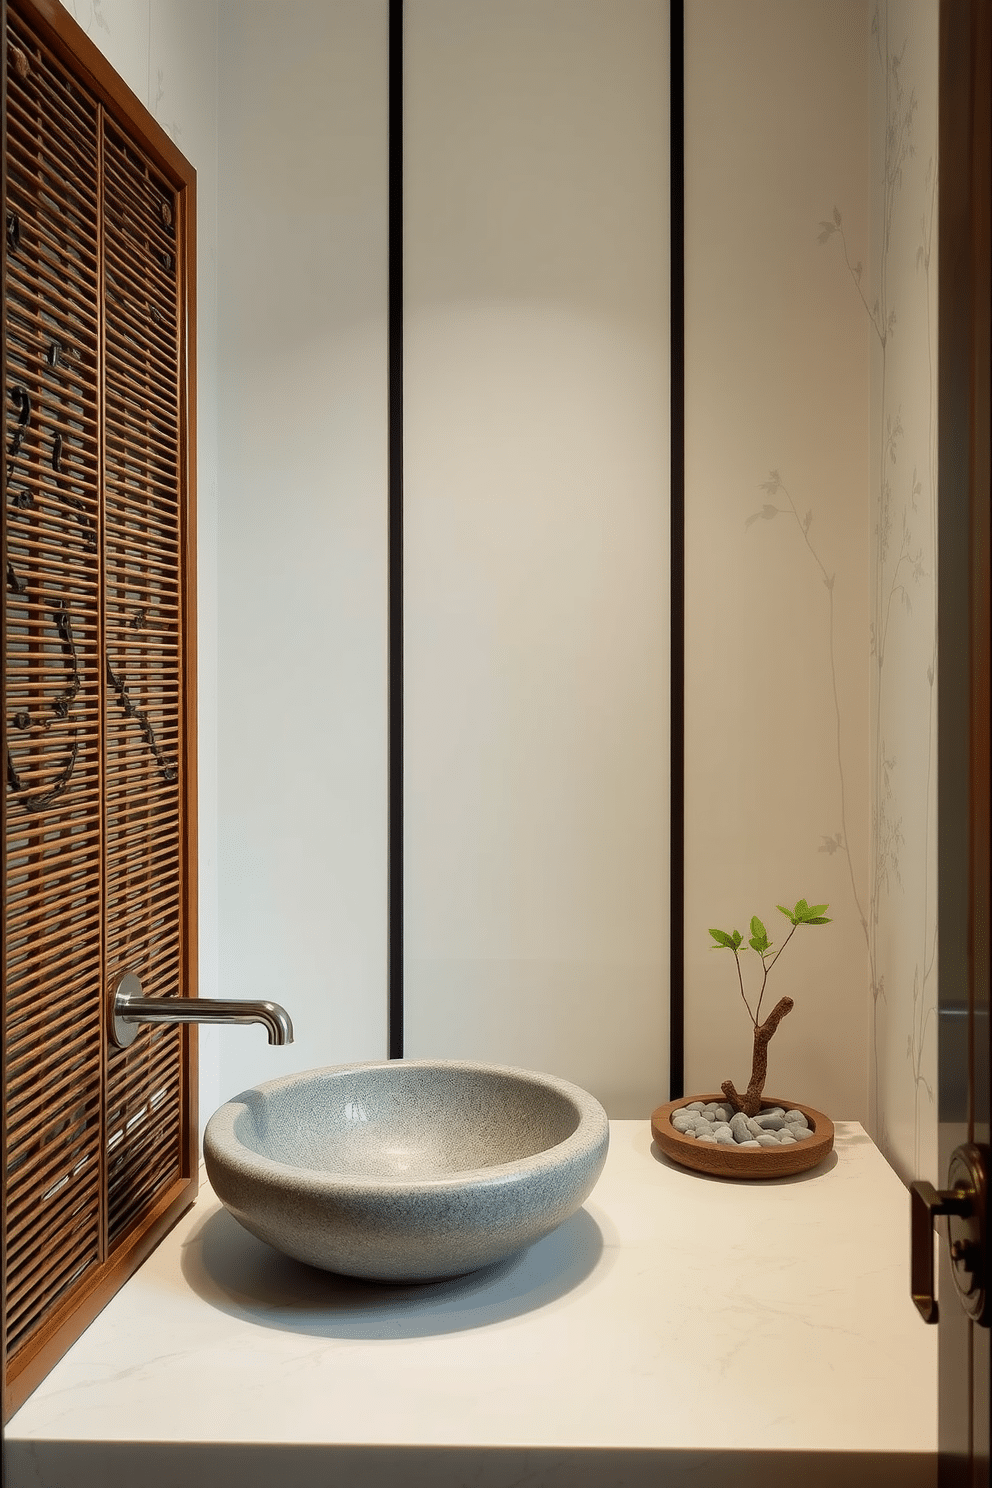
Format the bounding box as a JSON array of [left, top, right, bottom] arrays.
[[651, 1094, 834, 1179]]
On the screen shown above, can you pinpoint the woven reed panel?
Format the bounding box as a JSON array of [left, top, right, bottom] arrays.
[[101, 122, 184, 1247], [3, 21, 104, 1357]]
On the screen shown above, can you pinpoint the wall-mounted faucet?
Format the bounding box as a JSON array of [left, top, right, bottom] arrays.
[[108, 970, 294, 1049]]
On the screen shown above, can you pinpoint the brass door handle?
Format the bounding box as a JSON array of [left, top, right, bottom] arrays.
[[910, 1143, 989, 1326]]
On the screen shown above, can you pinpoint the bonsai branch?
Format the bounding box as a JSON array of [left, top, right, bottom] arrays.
[[709, 900, 830, 1117], [733, 948, 755, 1022], [752, 922, 796, 1024], [721, 996, 794, 1117]]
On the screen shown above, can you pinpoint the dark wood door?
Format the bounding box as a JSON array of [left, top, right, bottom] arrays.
[[936, 2, 990, 1482]]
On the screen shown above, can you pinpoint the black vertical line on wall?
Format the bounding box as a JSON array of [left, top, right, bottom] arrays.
[[387, 0, 404, 1059], [0, 0, 9, 1391], [669, 0, 686, 1100]]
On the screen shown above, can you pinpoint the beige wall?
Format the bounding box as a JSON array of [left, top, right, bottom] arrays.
[[403, 0, 671, 1117], [684, 0, 940, 1178], [868, 0, 939, 1184], [684, 0, 872, 1123]]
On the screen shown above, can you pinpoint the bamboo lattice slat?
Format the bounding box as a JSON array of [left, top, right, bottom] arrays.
[[101, 118, 184, 1248], [3, 15, 103, 1361]]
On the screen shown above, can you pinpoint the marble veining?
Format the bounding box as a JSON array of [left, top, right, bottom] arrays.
[[5, 1122, 937, 1488]]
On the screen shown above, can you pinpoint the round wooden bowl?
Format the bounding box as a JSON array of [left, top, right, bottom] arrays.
[[651, 1094, 834, 1179]]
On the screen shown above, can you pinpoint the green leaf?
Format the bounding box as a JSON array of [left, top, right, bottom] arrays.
[[748, 914, 770, 954], [708, 928, 737, 949], [803, 916, 832, 924], [777, 904, 797, 922], [790, 899, 831, 923], [732, 930, 743, 948]]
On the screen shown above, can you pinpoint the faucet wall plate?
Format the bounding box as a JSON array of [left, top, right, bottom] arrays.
[[108, 969, 143, 1049]]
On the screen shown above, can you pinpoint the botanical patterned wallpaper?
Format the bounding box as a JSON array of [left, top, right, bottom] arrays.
[[863, 0, 939, 1184], [684, 0, 872, 1126], [684, 0, 938, 1183]]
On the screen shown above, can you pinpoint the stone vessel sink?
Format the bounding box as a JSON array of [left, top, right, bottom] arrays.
[[203, 1059, 610, 1282]]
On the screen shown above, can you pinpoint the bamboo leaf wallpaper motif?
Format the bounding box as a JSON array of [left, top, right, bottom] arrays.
[[748, 470, 868, 979], [864, 0, 938, 1182]]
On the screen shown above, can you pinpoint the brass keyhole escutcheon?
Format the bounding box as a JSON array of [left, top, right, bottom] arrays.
[[911, 1143, 990, 1326]]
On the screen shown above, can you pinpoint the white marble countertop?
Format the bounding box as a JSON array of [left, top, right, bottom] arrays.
[[6, 1120, 937, 1488]]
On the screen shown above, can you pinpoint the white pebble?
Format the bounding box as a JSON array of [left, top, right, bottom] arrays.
[[755, 1133, 782, 1147], [672, 1111, 695, 1133], [685, 1102, 707, 1112], [761, 1107, 785, 1118], [713, 1104, 734, 1122], [714, 1129, 737, 1145], [729, 1112, 752, 1143], [737, 1139, 761, 1148], [695, 1133, 718, 1144], [754, 1113, 789, 1131], [778, 1133, 797, 1145], [784, 1110, 808, 1126]]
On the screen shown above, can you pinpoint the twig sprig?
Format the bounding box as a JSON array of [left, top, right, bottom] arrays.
[[707, 899, 832, 1115]]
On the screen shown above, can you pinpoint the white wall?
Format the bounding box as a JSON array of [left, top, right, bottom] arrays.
[[75, 0, 669, 1128], [214, 1, 390, 1100], [78, 1, 918, 1145], [403, 0, 671, 1116], [60, 0, 223, 1129]]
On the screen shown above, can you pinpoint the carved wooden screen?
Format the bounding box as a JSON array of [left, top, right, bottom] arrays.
[[2, 0, 197, 1420]]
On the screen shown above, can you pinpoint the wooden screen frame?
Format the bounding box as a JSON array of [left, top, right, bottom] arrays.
[[2, 0, 198, 1421]]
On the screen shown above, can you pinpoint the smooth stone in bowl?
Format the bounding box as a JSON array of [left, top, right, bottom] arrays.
[[203, 1059, 610, 1282], [650, 1094, 834, 1179]]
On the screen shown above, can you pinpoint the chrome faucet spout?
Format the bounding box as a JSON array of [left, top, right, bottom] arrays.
[[109, 971, 294, 1050]]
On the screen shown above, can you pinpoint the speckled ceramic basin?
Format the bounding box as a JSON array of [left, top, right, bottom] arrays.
[[203, 1059, 610, 1282]]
